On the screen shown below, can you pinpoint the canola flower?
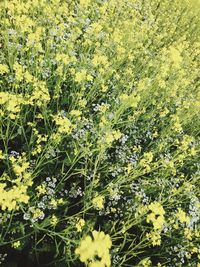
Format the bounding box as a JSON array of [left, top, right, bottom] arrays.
[[75, 231, 112, 267], [0, 64, 9, 75], [146, 202, 165, 246], [102, 130, 122, 147], [0, 155, 32, 211], [54, 114, 73, 134], [0, 183, 29, 211], [175, 208, 190, 224], [12, 241, 21, 249], [92, 195, 104, 210], [76, 218, 85, 232], [0, 150, 3, 160], [146, 231, 162, 247]]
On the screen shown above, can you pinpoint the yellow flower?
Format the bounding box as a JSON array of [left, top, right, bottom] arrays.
[[13, 62, 24, 82], [0, 92, 24, 119], [98, 103, 109, 113], [184, 228, 192, 240], [191, 247, 198, 254], [179, 135, 193, 152], [92, 54, 109, 67], [148, 202, 165, 216], [55, 53, 70, 65], [51, 215, 58, 226], [75, 230, 112, 267], [12, 241, 21, 249], [0, 153, 32, 211], [139, 152, 154, 172], [169, 46, 182, 68], [146, 231, 161, 246], [0, 64, 9, 75], [101, 85, 108, 92], [75, 70, 90, 83], [105, 133, 114, 145], [92, 195, 104, 210], [139, 257, 152, 267], [58, 198, 64, 204], [10, 155, 30, 180], [171, 115, 182, 133], [76, 218, 85, 232], [0, 150, 3, 160], [0, 183, 30, 211], [104, 130, 122, 147], [24, 71, 34, 83], [54, 114, 73, 134], [50, 199, 58, 208], [87, 22, 102, 35], [79, 0, 91, 7], [153, 216, 165, 230], [31, 208, 44, 220], [70, 109, 82, 118], [119, 93, 140, 108], [147, 202, 165, 230], [176, 208, 190, 224], [160, 107, 169, 118], [79, 99, 87, 107], [29, 81, 50, 106], [112, 130, 122, 140]]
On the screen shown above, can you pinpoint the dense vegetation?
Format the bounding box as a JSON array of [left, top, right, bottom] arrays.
[[0, 0, 200, 266]]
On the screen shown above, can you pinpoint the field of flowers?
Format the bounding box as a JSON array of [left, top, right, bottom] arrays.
[[0, 0, 200, 266]]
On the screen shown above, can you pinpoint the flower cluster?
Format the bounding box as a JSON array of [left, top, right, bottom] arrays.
[[75, 231, 112, 267], [146, 202, 165, 246]]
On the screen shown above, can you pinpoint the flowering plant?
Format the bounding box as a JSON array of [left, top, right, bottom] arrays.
[[0, 0, 200, 266]]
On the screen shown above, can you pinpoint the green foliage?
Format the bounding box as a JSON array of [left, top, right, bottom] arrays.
[[0, 0, 200, 266]]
